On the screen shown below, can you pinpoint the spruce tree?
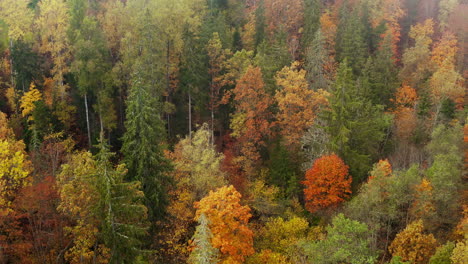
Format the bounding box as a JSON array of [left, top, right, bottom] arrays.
[[301, 0, 322, 47], [362, 32, 399, 107], [121, 11, 171, 221], [336, 4, 369, 76], [268, 142, 298, 198], [256, 30, 292, 93], [95, 138, 150, 263], [323, 61, 391, 183]]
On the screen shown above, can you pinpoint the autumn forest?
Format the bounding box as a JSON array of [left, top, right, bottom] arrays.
[[0, 0, 466, 263]]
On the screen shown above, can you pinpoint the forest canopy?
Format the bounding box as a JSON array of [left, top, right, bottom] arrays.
[[0, 0, 466, 263]]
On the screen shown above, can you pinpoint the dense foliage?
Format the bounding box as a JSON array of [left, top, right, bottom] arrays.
[[0, 0, 466, 263]]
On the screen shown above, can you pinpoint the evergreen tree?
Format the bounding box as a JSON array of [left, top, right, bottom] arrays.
[[188, 213, 220, 264], [362, 32, 399, 107], [121, 73, 171, 221], [301, 0, 322, 47], [255, 0, 266, 49], [336, 4, 369, 76], [268, 142, 298, 198], [121, 10, 172, 221], [256, 30, 292, 93], [10, 40, 41, 92], [95, 138, 150, 263], [177, 28, 209, 137], [322, 61, 391, 182]]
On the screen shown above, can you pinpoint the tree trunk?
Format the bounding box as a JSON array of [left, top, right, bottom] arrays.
[[84, 93, 92, 147], [188, 89, 192, 140], [166, 40, 171, 138], [211, 108, 215, 146]]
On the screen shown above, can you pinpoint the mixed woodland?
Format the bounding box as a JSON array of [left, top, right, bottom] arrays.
[[0, 0, 467, 263]]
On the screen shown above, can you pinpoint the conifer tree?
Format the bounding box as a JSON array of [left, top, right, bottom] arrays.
[[188, 213, 220, 264], [121, 10, 172, 221], [301, 0, 322, 47], [362, 31, 399, 107], [95, 138, 149, 263], [336, 5, 369, 75], [323, 61, 390, 182]]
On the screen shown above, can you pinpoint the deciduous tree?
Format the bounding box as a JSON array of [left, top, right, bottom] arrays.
[[275, 61, 329, 150], [229, 66, 273, 175], [302, 213, 377, 264], [194, 185, 254, 263], [302, 154, 351, 214], [400, 19, 434, 88], [0, 112, 32, 213], [389, 220, 437, 264]]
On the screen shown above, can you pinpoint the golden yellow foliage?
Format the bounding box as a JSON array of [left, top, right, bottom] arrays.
[[389, 220, 437, 264], [5, 87, 19, 113], [0, 0, 34, 40], [37, 0, 71, 100], [275, 61, 329, 149], [20, 84, 43, 121], [0, 128, 32, 214], [0, 112, 14, 140], [410, 178, 435, 219], [451, 239, 468, 264]]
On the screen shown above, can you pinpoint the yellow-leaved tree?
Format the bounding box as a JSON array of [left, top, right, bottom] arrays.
[[275, 61, 329, 150], [36, 0, 76, 129], [20, 83, 43, 121], [0, 112, 32, 215], [389, 220, 437, 264], [0, 0, 34, 41], [158, 124, 226, 262]]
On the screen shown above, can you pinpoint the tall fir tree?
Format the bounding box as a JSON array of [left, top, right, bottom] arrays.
[[256, 30, 292, 93], [305, 29, 333, 90]]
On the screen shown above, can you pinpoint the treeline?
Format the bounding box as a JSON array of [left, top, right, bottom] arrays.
[[0, 0, 466, 263]]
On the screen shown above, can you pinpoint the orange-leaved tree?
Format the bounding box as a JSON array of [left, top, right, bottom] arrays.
[[302, 154, 352, 214], [229, 66, 273, 176], [194, 185, 254, 263], [392, 84, 419, 141]]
